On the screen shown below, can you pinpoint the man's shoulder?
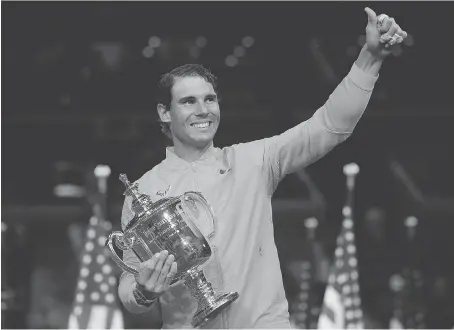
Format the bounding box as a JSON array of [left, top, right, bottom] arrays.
[[136, 162, 164, 185], [219, 139, 267, 166]]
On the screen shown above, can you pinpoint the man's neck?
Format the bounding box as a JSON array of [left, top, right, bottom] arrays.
[[172, 139, 213, 163]]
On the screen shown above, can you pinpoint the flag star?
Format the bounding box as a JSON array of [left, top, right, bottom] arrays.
[[82, 254, 92, 264], [104, 222, 112, 231], [348, 258, 357, 267], [108, 276, 116, 285], [336, 260, 344, 268], [100, 283, 109, 292], [85, 242, 94, 251], [337, 273, 347, 284], [298, 292, 308, 300], [91, 292, 100, 301], [335, 247, 344, 257], [78, 280, 87, 290], [342, 207, 352, 217], [298, 302, 307, 310], [98, 236, 107, 246], [312, 307, 320, 314], [345, 232, 354, 241], [97, 255, 106, 264], [346, 245, 356, 254], [106, 293, 115, 303], [343, 219, 353, 229], [87, 229, 96, 239], [80, 267, 89, 277], [342, 285, 351, 294], [76, 293, 85, 303], [346, 310, 354, 319], [89, 216, 98, 226], [351, 271, 358, 280], [94, 273, 103, 282], [74, 306, 83, 316], [102, 264, 112, 274], [354, 310, 363, 318], [328, 274, 335, 285], [344, 297, 353, 306], [301, 272, 311, 280]]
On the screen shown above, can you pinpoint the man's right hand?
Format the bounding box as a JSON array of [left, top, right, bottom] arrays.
[[135, 250, 178, 299]]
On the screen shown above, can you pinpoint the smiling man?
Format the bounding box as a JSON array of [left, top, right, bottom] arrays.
[[157, 70, 221, 160], [118, 8, 408, 329]]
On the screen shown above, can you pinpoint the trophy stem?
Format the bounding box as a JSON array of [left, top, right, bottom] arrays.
[[184, 269, 239, 328]]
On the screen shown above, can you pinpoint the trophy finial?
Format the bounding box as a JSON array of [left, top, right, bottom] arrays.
[[119, 173, 152, 216], [119, 173, 139, 199], [119, 173, 130, 186]]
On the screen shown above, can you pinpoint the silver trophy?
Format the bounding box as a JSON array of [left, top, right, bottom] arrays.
[[106, 174, 239, 327]]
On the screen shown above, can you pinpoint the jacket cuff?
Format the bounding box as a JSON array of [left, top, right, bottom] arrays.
[[348, 63, 379, 92]]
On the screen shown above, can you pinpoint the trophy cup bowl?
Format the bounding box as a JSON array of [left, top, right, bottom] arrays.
[[106, 174, 239, 328]]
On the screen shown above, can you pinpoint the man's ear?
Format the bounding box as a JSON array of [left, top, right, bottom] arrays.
[[157, 104, 171, 123]]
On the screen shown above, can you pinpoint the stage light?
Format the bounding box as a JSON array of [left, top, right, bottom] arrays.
[[142, 47, 155, 58], [405, 216, 418, 227], [233, 45, 246, 58], [242, 36, 255, 48], [304, 217, 318, 229], [225, 55, 238, 67], [148, 36, 161, 48], [195, 36, 207, 48]]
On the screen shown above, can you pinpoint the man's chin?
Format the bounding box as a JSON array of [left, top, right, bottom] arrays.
[[192, 136, 214, 147]]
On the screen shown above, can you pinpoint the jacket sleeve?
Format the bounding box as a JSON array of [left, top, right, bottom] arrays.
[[117, 195, 160, 313], [260, 62, 378, 193]]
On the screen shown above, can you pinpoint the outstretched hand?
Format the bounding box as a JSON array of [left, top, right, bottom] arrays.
[[135, 250, 179, 299], [364, 7, 408, 59]]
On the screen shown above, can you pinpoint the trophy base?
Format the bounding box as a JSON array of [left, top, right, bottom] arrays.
[[191, 292, 239, 328]]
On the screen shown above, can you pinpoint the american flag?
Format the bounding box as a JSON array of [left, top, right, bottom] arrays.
[[317, 205, 364, 329], [289, 218, 323, 329], [389, 216, 425, 329], [68, 216, 124, 329], [289, 260, 315, 329]]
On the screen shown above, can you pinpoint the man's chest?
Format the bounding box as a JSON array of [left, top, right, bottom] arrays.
[[140, 163, 264, 216]]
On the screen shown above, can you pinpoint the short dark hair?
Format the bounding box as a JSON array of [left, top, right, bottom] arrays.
[[156, 64, 219, 139]]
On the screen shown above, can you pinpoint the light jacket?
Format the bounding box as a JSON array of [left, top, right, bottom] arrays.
[[118, 63, 378, 328]]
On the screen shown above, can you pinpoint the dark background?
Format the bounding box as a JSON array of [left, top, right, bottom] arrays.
[[2, 1, 454, 329]]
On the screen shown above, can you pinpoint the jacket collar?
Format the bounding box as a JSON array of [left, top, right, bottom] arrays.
[[162, 143, 220, 170]]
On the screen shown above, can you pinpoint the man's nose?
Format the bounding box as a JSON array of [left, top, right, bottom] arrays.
[[195, 101, 209, 114]]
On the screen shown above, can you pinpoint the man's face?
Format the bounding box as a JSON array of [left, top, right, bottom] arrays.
[[161, 76, 220, 148]]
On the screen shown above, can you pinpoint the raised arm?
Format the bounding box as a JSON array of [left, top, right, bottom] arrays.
[[258, 7, 407, 193]]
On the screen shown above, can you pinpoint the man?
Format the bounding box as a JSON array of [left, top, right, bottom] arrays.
[[118, 8, 407, 328]]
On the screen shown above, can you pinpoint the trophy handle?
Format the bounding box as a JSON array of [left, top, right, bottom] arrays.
[[106, 231, 139, 276]]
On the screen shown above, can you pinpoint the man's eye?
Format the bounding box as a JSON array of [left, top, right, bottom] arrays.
[[184, 100, 195, 105], [205, 97, 217, 103]]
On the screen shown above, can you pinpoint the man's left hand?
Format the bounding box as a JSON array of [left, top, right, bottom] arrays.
[[364, 7, 408, 59]]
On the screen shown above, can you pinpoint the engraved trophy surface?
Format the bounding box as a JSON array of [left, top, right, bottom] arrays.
[[106, 174, 239, 328]]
